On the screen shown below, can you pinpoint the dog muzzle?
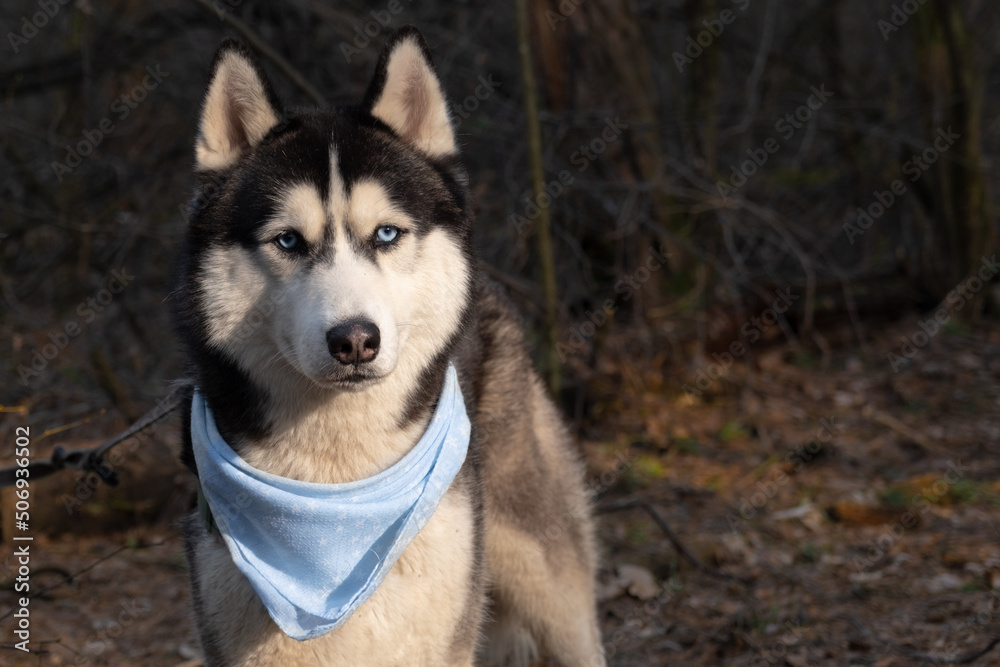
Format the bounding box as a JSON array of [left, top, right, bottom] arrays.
[[190, 363, 471, 641]]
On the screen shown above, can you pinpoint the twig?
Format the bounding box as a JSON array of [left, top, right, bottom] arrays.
[[34, 410, 107, 445], [190, 0, 328, 107], [597, 498, 743, 582], [658, 155, 816, 336], [724, 0, 777, 138], [861, 406, 950, 455], [0, 540, 169, 622], [641, 503, 720, 578], [596, 497, 646, 513], [0, 566, 71, 594]]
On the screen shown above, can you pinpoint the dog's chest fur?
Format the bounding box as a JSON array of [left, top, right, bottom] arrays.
[[187, 356, 484, 664], [237, 375, 439, 484], [189, 476, 479, 666]]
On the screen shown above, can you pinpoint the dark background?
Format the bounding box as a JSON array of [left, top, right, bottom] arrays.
[[1, 1, 999, 665]]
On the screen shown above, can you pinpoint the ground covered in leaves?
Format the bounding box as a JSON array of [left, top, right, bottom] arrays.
[[2, 317, 999, 666]]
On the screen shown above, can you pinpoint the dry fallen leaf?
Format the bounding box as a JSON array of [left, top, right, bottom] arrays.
[[924, 572, 965, 594], [616, 563, 661, 601]]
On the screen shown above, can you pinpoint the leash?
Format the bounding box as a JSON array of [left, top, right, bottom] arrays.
[[0, 383, 189, 488]]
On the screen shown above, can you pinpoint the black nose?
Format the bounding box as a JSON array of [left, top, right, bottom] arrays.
[[326, 320, 381, 365]]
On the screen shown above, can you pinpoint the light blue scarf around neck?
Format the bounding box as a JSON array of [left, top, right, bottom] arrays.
[[190, 363, 471, 641]]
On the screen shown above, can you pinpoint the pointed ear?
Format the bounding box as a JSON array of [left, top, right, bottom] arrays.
[[195, 39, 283, 172], [363, 27, 457, 159]]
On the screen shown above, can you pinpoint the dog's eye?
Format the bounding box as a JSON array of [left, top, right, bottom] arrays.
[[375, 225, 400, 245], [275, 231, 303, 252]]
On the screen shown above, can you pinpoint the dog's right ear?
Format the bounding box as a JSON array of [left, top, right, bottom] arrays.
[[195, 39, 283, 172]]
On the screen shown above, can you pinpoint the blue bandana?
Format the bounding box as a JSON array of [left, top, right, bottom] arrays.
[[190, 364, 471, 641]]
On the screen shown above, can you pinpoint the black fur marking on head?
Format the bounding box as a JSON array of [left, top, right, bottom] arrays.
[[189, 114, 333, 253], [338, 111, 467, 224]]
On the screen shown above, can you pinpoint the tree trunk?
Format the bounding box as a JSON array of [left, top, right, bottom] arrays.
[[517, 0, 562, 394], [914, 1, 995, 318]]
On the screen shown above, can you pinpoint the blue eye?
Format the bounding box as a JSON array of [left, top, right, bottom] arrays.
[[276, 231, 301, 251], [375, 225, 400, 244]]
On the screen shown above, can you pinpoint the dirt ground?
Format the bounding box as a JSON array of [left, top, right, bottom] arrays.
[[1, 316, 999, 666]]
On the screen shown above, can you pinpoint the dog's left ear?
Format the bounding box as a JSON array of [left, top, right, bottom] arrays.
[[363, 27, 457, 159]]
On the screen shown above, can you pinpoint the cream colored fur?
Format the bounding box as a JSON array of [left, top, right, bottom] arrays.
[[370, 38, 457, 158], [186, 30, 604, 667], [189, 487, 478, 666]]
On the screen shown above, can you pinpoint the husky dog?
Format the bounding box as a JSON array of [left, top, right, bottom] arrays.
[[173, 26, 604, 666]]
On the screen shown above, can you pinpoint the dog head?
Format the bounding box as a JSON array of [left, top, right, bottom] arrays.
[[177, 27, 472, 394]]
